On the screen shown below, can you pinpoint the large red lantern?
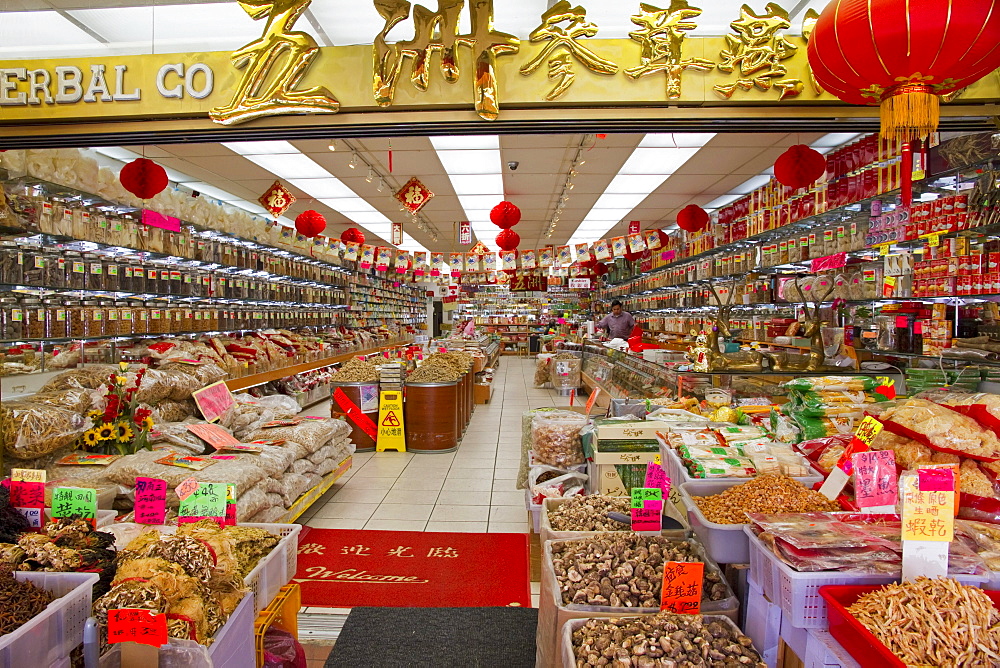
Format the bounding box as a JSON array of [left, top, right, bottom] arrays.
[[496, 228, 520, 251], [341, 227, 365, 245], [295, 210, 326, 238], [490, 201, 521, 229], [594, 263, 609, 277], [119, 158, 168, 200], [677, 205, 709, 233], [807, 0, 1000, 141], [774, 144, 827, 190]]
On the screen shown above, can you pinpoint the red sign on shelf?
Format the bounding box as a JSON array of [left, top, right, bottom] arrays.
[[192, 381, 236, 423]]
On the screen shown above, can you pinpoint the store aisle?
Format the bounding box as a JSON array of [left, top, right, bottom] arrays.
[[298, 357, 571, 533]]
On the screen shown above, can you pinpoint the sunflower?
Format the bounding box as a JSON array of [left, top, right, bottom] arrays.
[[137, 416, 154, 432], [96, 423, 116, 441], [83, 429, 100, 447], [115, 423, 134, 443], [87, 410, 103, 420]]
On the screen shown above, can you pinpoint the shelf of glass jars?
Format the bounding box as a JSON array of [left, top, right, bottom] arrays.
[[0, 236, 349, 305], [600, 163, 986, 299], [3, 175, 358, 287], [857, 349, 1000, 368]]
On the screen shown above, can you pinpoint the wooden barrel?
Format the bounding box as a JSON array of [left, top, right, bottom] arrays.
[[330, 381, 379, 452], [457, 371, 468, 432], [466, 367, 475, 420], [405, 381, 460, 453]]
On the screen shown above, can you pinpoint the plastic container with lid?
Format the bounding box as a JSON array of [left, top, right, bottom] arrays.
[[20, 247, 46, 286], [84, 254, 105, 291], [49, 301, 69, 339], [1, 298, 24, 340], [0, 243, 22, 285], [22, 298, 46, 339], [65, 251, 86, 290]]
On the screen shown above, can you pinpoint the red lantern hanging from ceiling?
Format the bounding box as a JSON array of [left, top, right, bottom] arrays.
[[773, 144, 827, 190], [807, 0, 1000, 142], [119, 158, 168, 200], [594, 263, 609, 277], [294, 210, 327, 238], [341, 227, 365, 245], [490, 201, 521, 229], [677, 205, 709, 233], [496, 228, 520, 251]]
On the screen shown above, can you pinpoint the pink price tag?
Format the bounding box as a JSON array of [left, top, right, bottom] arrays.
[[134, 477, 168, 525], [630, 507, 662, 532], [175, 477, 199, 501], [644, 462, 671, 497], [919, 467, 956, 492], [852, 450, 897, 507]]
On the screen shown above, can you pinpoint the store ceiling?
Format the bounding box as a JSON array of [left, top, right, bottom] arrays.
[[1, 1, 828, 58], [90, 131, 857, 254]]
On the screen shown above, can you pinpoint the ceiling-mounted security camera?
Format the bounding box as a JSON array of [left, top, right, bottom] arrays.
[[507, 161, 519, 170]]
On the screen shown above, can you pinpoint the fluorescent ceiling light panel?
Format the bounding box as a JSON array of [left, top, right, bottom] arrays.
[[619, 147, 701, 175], [435, 150, 506, 175], [603, 174, 673, 194], [317, 198, 379, 213], [639, 133, 718, 148], [345, 211, 392, 225], [289, 178, 356, 199], [811, 133, 862, 148], [730, 174, 772, 195], [0, 11, 101, 54], [447, 174, 504, 195], [430, 136, 500, 151], [188, 183, 242, 202], [703, 194, 742, 210], [222, 140, 299, 155], [238, 153, 330, 180], [591, 193, 648, 209], [455, 194, 505, 210]]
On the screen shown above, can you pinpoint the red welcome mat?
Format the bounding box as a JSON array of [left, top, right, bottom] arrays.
[[294, 528, 531, 608]]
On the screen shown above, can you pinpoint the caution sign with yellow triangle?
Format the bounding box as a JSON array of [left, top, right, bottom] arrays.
[[376, 391, 406, 452]]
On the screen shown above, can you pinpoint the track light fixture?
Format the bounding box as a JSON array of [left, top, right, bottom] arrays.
[[366, 167, 374, 183], [349, 153, 358, 169], [327, 139, 337, 151], [376, 179, 385, 192]]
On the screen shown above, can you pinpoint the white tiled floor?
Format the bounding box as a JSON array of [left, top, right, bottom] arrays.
[[297, 357, 576, 533]]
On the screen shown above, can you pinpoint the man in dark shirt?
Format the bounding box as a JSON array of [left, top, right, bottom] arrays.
[[597, 300, 636, 340]]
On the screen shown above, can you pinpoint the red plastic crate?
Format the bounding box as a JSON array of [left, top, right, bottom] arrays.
[[819, 584, 1000, 668]]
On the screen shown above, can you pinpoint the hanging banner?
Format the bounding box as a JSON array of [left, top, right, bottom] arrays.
[[391, 221, 403, 246], [644, 230, 663, 250], [413, 252, 427, 276], [556, 245, 573, 266], [501, 251, 517, 270], [611, 236, 627, 257], [628, 220, 641, 235], [575, 243, 592, 263], [344, 240, 360, 262], [459, 221, 472, 245], [520, 249, 536, 269], [627, 233, 647, 253], [375, 247, 391, 271], [539, 246, 554, 268], [466, 253, 481, 272], [593, 239, 611, 261], [431, 252, 445, 276], [360, 244, 375, 268], [395, 249, 409, 273], [483, 252, 497, 271], [449, 253, 464, 274]]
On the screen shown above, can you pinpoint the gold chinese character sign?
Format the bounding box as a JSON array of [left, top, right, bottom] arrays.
[[714, 3, 802, 100], [373, 0, 519, 121], [395, 177, 434, 214], [210, 0, 340, 125], [258, 180, 296, 218], [624, 1, 713, 99], [519, 1, 618, 101]]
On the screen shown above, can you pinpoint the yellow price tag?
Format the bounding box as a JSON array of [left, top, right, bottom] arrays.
[[11, 469, 45, 483], [928, 233, 940, 248], [654, 454, 662, 466], [879, 244, 890, 256], [901, 473, 954, 542], [853, 415, 884, 447]]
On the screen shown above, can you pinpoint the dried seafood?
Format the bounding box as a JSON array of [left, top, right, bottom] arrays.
[[692, 474, 839, 524], [0, 570, 54, 635]]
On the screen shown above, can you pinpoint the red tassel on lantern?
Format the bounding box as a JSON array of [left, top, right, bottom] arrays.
[[490, 201, 521, 229], [774, 144, 826, 190], [496, 228, 520, 251], [677, 205, 709, 233], [119, 158, 168, 200], [341, 227, 365, 245], [295, 210, 327, 238]]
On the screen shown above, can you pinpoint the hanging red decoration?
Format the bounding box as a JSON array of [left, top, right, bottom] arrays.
[[594, 263, 609, 277], [341, 227, 365, 245], [119, 158, 168, 200], [624, 249, 642, 262], [807, 0, 1000, 142], [773, 144, 827, 190], [294, 210, 327, 238], [496, 228, 520, 251], [677, 205, 709, 233], [490, 201, 521, 229], [581, 259, 598, 270]]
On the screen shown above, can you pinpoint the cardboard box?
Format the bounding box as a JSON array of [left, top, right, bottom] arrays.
[[593, 419, 663, 440], [473, 383, 492, 404], [587, 460, 657, 495]]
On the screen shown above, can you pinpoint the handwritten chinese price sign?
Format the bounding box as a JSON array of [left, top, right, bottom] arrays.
[[820, 415, 883, 500], [660, 561, 703, 614], [852, 449, 897, 511], [134, 477, 168, 525], [191, 381, 236, 423], [51, 487, 97, 526], [107, 609, 168, 647], [10, 469, 45, 529], [631, 487, 663, 532], [902, 470, 955, 543], [178, 482, 227, 525]]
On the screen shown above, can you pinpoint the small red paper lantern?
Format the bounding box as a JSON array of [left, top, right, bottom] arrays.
[[490, 201, 521, 229], [341, 227, 365, 245], [774, 144, 826, 190], [119, 158, 168, 200], [677, 205, 709, 233], [295, 210, 326, 238], [496, 228, 520, 251], [807, 0, 1000, 141], [594, 263, 609, 276], [624, 248, 642, 262]]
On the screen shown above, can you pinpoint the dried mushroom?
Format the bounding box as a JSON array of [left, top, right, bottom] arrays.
[[548, 496, 634, 532], [552, 535, 729, 608], [572, 612, 765, 668]]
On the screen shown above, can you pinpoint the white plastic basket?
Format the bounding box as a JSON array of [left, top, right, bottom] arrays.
[[0, 571, 99, 667], [103, 521, 300, 616], [804, 628, 862, 668], [744, 526, 988, 629], [207, 592, 255, 668], [663, 443, 823, 487], [524, 488, 541, 534]]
